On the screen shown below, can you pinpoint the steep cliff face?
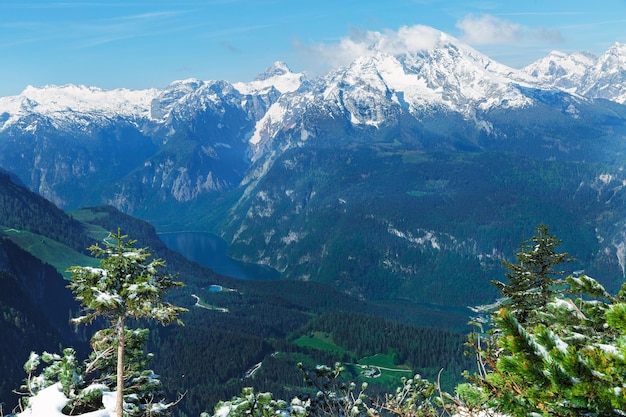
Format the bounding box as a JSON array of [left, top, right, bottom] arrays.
[[0, 117, 157, 209]]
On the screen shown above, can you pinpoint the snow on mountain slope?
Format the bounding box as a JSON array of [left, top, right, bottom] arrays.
[[249, 26, 538, 151], [581, 42, 626, 104], [150, 79, 244, 124], [148, 78, 205, 120], [0, 84, 158, 131], [1, 26, 625, 143], [149, 62, 305, 128], [321, 40, 534, 119], [522, 43, 626, 104], [327, 26, 539, 113], [0, 63, 304, 135], [234, 61, 304, 95], [522, 50, 596, 93]]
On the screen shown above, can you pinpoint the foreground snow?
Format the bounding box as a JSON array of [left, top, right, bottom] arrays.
[[16, 383, 116, 417]]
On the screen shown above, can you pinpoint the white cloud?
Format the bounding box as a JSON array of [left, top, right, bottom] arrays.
[[294, 18, 565, 74], [456, 13, 564, 45], [296, 25, 447, 72], [456, 14, 522, 44]]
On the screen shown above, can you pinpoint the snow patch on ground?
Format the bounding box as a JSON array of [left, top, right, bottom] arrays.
[[16, 383, 116, 417]]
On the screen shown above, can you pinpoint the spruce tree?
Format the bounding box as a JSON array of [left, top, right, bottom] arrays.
[[469, 277, 626, 417], [67, 229, 187, 417], [492, 224, 572, 325], [466, 226, 626, 416]]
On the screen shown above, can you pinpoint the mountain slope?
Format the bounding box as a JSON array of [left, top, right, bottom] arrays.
[[0, 170, 92, 252], [0, 63, 308, 216], [1, 26, 626, 309], [3, 28, 625, 217], [247, 26, 538, 167], [217, 143, 626, 305], [210, 33, 626, 307], [522, 42, 626, 103]]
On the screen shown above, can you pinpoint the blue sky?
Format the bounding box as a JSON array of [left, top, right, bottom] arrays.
[[1, 0, 626, 97]]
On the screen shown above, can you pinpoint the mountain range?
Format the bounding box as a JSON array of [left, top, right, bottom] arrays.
[[2, 25, 626, 307]]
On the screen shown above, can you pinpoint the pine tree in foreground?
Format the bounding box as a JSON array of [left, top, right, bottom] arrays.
[[491, 224, 572, 326], [467, 226, 626, 416], [66, 229, 187, 417]]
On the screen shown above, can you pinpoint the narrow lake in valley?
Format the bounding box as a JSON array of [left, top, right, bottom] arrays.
[[158, 231, 281, 281]]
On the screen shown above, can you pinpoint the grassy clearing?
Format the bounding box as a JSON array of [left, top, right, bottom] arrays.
[[290, 332, 413, 390], [294, 332, 347, 354], [0, 227, 98, 278], [69, 209, 112, 241], [69, 208, 109, 222], [359, 353, 398, 369]]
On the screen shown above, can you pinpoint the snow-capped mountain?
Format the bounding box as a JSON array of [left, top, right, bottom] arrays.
[[234, 61, 305, 95], [2, 24, 626, 322], [1, 27, 623, 148], [580, 42, 626, 103], [320, 28, 536, 116], [247, 26, 546, 164], [0, 25, 625, 213], [0, 62, 303, 133], [0, 84, 158, 131], [522, 43, 626, 103], [0, 62, 305, 208], [522, 50, 597, 93], [150, 79, 244, 125], [146, 61, 305, 134], [1, 28, 624, 141]]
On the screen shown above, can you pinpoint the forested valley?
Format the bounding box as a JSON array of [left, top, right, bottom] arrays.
[[4, 154, 626, 417], [7, 192, 626, 417], [0, 173, 474, 416]]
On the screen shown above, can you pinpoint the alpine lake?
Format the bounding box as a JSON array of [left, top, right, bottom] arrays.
[[158, 231, 280, 281]]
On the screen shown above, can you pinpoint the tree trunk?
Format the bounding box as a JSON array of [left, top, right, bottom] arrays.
[[115, 318, 125, 417]]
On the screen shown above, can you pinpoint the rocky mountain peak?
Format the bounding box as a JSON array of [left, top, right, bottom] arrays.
[[581, 43, 626, 103], [235, 62, 304, 95], [0, 83, 158, 131], [522, 50, 597, 92], [315, 30, 535, 124], [255, 61, 293, 81], [522, 43, 626, 103]]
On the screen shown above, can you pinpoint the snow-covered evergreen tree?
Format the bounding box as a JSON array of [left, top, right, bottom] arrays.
[[86, 327, 169, 416], [67, 229, 187, 417], [467, 226, 626, 416]]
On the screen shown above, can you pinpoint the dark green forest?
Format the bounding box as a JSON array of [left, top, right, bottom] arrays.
[[3, 137, 626, 415], [0, 175, 475, 417], [214, 147, 626, 309], [0, 171, 92, 252]]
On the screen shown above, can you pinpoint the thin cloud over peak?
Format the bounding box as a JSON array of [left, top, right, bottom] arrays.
[[0, 1, 624, 97], [456, 13, 564, 45], [297, 25, 450, 72]]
